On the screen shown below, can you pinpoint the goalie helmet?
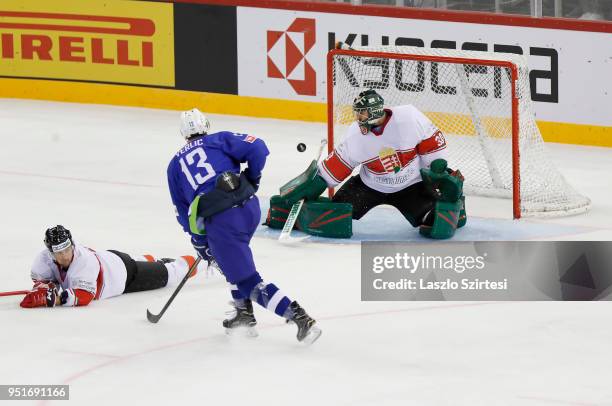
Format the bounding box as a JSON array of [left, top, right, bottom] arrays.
[[44, 225, 73, 253], [180, 108, 210, 140], [352, 89, 385, 133]]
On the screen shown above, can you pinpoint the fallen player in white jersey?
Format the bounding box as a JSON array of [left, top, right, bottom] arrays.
[[20, 225, 206, 308]]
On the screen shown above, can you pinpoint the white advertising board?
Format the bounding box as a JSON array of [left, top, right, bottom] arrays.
[[237, 6, 611, 127]]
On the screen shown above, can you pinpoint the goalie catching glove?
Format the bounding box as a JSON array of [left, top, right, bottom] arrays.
[[419, 159, 467, 239]]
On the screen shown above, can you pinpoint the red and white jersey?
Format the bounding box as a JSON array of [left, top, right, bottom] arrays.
[[30, 243, 127, 305], [319, 105, 447, 194]]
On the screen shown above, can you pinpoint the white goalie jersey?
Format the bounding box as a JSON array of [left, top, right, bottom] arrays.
[[319, 105, 448, 194]]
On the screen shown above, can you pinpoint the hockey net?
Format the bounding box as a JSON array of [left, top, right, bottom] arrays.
[[327, 46, 591, 218]]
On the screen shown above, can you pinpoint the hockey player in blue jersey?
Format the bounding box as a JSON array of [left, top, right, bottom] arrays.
[[166, 108, 321, 344]]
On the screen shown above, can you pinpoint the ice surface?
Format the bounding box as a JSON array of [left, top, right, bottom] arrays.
[[1, 100, 611, 406], [257, 201, 595, 243]]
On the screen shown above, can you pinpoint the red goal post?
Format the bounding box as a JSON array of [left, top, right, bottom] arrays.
[[326, 45, 590, 219]]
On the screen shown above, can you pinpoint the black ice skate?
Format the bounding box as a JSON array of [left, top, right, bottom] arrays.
[[288, 301, 322, 345], [223, 299, 258, 338]]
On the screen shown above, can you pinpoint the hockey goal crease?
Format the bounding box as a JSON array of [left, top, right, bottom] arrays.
[[327, 45, 590, 218]]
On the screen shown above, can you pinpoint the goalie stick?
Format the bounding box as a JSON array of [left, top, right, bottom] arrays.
[[279, 139, 328, 243], [278, 199, 305, 243], [146, 255, 202, 323]]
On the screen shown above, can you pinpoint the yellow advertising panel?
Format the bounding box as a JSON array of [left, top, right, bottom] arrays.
[[0, 0, 174, 87]]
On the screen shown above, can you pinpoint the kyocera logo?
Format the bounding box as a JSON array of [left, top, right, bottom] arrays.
[[0, 11, 155, 67], [328, 33, 560, 103], [266, 18, 316, 96]]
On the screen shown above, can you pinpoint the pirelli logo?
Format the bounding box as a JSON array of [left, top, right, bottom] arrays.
[[0, 2, 174, 87], [0, 12, 154, 66]]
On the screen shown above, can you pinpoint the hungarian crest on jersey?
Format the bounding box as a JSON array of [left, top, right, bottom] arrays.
[[378, 147, 401, 173]]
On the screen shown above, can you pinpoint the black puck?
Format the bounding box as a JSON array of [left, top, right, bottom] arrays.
[[297, 143, 307, 152]]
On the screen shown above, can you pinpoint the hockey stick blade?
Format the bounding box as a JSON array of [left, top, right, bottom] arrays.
[[335, 41, 363, 63], [146, 309, 161, 324], [317, 138, 328, 161], [279, 199, 304, 242], [146, 255, 202, 324]]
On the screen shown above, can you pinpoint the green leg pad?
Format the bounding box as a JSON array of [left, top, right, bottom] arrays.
[[279, 160, 328, 206], [265, 195, 353, 238], [419, 200, 462, 239], [265, 195, 293, 229], [297, 198, 353, 238]]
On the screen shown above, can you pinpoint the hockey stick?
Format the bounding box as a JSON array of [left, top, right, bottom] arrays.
[[278, 199, 305, 242], [146, 255, 202, 323], [278, 139, 328, 242], [0, 290, 29, 297]]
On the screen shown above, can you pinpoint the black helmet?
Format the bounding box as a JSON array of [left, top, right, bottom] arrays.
[[352, 89, 385, 132], [44, 225, 73, 253]]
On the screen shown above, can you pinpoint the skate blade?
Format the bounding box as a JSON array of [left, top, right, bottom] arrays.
[[225, 326, 258, 338], [300, 326, 322, 346]]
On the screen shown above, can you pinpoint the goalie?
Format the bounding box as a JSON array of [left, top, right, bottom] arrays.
[[273, 89, 466, 239]]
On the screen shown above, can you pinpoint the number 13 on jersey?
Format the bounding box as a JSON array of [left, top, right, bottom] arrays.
[[179, 147, 216, 190]]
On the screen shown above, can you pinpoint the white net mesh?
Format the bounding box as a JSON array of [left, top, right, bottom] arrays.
[[329, 46, 590, 218]]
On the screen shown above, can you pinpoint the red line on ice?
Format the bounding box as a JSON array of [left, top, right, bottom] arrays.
[[37, 301, 511, 406]]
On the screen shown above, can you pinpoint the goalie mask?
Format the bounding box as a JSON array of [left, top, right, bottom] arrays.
[[180, 108, 211, 140], [352, 89, 385, 133], [44, 225, 73, 253]]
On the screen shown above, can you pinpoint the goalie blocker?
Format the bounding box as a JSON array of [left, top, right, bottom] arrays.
[[265, 158, 466, 240]]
